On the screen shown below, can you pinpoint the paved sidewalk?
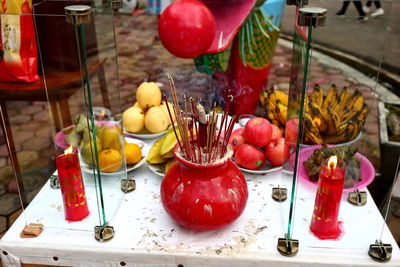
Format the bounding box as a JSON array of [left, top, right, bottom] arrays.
[[281, 0, 400, 76]]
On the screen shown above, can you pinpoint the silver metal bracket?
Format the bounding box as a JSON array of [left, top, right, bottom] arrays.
[[272, 187, 287, 202], [298, 7, 327, 27], [50, 175, 60, 189], [65, 5, 92, 25], [277, 236, 299, 257], [121, 177, 136, 193], [286, 0, 309, 6], [348, 190, 367, 206], [94, 225, 115, 242], [368, 240, 392, 262], [111, 0, 123, 11]]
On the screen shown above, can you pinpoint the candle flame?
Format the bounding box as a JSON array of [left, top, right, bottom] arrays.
[[64, 145, 73, 155], [328, 155, 337, 170]]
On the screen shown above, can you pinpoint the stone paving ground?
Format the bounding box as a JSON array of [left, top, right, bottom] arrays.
[[281, 0, 400, 76], [0, 12, 398, 244]]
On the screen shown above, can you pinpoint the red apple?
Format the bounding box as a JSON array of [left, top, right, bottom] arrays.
[[234, 144, 265, 170], [265, 138, 290, 166], [229, 132, 245, 152], [285, 118, 299, 148], [232, 128, 244, 136], [270, 124, 282, 142], [244, 117, 272, 148]]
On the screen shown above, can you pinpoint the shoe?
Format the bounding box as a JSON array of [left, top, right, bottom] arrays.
[[358, 16, 368, 23], [371, 8, 384, 17], [363, 6, 370, 13], [336, 11, 345, 16]]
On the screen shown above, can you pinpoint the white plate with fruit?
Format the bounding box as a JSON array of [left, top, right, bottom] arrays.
[[229, 117, 288, 175], [122, 81, 175, 140], [124, 128, 168, 140], [80, 137, 149, 176], [147, 159, 178, 178]]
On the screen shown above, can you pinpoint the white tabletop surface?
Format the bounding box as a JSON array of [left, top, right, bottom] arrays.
[[1, 138, 399, 267]]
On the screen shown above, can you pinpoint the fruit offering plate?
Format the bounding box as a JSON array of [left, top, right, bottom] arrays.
[[300, 131, 362, 148], [295, 145, 375, 192], [238, 164, 282, 175], [55, 121, 122, 149], [235, 161, 282, 175], [80, 138, 149, 176], [124, 128, 168, 140], [148, 163, 166, 177]]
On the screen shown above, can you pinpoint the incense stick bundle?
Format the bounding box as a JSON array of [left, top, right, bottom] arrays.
[[165, 74, 237, 164]]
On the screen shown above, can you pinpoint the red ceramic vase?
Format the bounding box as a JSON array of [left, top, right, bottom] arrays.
[[160, 148, 248, 231]]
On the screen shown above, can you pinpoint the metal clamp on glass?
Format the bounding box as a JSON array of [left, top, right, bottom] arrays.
[[272, 186, 287, 202], [277, 234, 299, 257], [369, 240, 392, 262], [111, 0, 123, 11], [286, 0, 309, 6], [65, 5, 92, 25], [348, 189, 367, 206], [94, 225, 115, 242], [298, 7, 327, 27], [49, 175, 60, 189], [121, 177, 136, 193]]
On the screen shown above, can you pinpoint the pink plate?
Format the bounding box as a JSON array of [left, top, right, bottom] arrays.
[[55, 125, 74, 149], [295, 145, 375, 192]]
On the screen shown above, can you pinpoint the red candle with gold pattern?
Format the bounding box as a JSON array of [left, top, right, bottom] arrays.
[[310, 155, 345, 239], [56, 146, 89, 221]]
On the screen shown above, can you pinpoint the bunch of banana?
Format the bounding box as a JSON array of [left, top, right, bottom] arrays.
[[260, 88, 289, 131], [260, 84, 368, 144], [303, 84, 368, 144], [146, 127, 179, 174]]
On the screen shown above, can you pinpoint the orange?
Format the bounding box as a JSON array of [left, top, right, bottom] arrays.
[[125, 143, 142, 164], [99, 148, 123, 172]]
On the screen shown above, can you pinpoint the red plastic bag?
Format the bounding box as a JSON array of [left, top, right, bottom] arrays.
[[0, 0, 39, 83]]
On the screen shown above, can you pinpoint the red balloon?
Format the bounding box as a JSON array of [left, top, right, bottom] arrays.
[[158, 0, 216, 59]]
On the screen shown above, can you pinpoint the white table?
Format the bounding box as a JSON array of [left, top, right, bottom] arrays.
[[1, 139, 399, 267]]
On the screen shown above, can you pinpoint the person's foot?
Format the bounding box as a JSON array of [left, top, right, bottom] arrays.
[[362, 6, 370, 14], [371, 8, 384, 17], [336, 11, 345, 17], [358, 16, 368, 23]]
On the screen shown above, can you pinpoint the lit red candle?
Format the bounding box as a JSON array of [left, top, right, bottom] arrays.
[[56, 146, 89, 221], [310, 155, 345, 239]]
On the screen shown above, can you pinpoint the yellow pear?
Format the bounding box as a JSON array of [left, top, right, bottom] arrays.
[[136, 82, 162, 109], [101, 126, 122, 151], [123, 106, 145, 133], [160, 101, 176, 125], [133, 102, 141, 109], [144, 106, 169, 133]]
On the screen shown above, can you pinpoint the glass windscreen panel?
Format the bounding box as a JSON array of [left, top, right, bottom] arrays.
[[0, 0, 126, 236], [282, 0, 400, 260]]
